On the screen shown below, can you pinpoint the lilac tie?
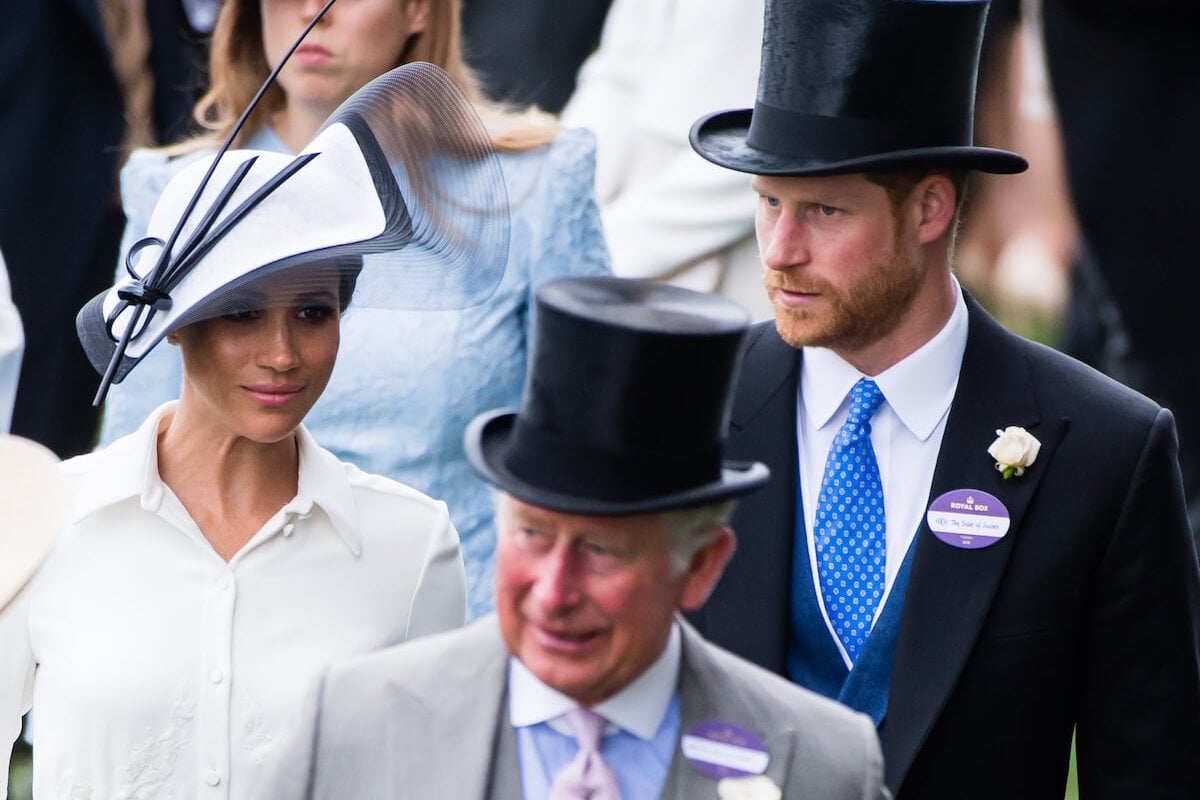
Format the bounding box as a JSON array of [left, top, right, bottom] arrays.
[[548, 708, 622, 800]]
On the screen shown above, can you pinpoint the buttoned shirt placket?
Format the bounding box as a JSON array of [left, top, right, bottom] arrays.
[[154, 491, 308, 799]]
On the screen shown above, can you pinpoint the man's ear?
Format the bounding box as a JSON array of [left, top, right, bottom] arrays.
[[913, 174, 957, 245], [678, 525, 736, 612]]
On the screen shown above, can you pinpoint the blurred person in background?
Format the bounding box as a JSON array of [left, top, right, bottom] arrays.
[[1039, 0, 1200, 539], [561, 0, 771, 321], [142, 0, 223, 143], [957, 0, 1076, 339], [98, 0, 611, 620], [460, 0, 612, 114], [0, 0, 126, 458], [0, 0, 221, 462]]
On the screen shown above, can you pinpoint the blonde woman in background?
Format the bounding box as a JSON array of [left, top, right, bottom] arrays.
[[99, 0, 612, 620]]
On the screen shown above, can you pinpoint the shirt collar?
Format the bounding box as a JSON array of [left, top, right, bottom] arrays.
[[68, 402, 172, 520], [801, 280, 968, 441], [509, 622, 681, 741], [292, 422, 362, 555], [70, 402, 362, 555]]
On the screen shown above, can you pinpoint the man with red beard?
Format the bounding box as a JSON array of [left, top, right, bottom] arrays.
[[686, 1, 1200, 798]]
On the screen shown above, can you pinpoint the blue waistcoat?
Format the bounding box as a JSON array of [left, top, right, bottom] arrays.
[[787, 503, 916, 727]]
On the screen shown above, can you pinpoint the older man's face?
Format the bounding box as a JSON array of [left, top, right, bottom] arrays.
[[494, 496, 723, 706]]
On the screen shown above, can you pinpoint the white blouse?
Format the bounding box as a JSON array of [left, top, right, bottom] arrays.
[[0, 404, 466, 799]]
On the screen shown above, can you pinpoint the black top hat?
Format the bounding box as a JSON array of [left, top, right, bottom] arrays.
[[691, 0, 1027, 176], [464, 277, 770, 516]]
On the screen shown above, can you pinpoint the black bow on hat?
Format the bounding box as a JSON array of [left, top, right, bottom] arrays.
[[691, 0, 1028, 176]]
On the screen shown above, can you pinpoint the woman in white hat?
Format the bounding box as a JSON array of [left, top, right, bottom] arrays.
[[0, 65, 499, 800], [100, 0, 611, 621]]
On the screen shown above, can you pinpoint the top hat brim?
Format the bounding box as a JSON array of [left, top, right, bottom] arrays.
[[691, 109, 1028, 177], [465, 410, 770, 517]]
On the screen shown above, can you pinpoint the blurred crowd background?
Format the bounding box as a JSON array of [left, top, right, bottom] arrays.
[[3, 1, 1196, 797]]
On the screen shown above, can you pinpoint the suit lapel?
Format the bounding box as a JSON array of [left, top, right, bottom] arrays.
[[882, 296, 1068, 790], [661, 623, 797, 798], [701, 323, 801, 673], [387, 621, 516, 797], [486, 710, 524, 800]]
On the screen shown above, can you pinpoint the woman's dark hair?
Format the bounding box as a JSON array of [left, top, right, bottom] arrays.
[[336, 256, 363, 312]]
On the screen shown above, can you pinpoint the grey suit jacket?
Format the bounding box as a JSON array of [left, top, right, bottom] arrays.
[[304, 616, 886, 799]]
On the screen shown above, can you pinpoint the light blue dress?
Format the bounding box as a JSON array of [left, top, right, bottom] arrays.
[[100, 126, 612, 619]]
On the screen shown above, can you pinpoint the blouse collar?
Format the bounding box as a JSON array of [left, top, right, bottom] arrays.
[[70, 402, 362, 555]]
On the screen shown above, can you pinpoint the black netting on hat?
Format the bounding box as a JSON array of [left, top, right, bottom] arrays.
[[77, 62, 508, 399]]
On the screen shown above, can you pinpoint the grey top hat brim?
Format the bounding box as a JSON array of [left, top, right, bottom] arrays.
[[691, 109, 1029, 176], [465, 410, 770, 517]]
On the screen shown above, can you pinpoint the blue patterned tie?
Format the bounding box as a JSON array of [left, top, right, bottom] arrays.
[[814, 378, 886, 664]]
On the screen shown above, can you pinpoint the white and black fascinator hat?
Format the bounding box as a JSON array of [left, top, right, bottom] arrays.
[[78, 7, 508, 404]]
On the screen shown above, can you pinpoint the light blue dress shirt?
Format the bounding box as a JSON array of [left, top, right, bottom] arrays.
[[510, 624, 682, 799], [518, 698, 680, 800], [99, 125, 611, 619]]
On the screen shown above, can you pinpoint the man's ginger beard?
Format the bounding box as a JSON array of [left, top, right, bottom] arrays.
[[766, 232, 925, 353]]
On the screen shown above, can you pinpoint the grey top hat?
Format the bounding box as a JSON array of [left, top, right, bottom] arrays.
[[691, 0, 1028, 176]]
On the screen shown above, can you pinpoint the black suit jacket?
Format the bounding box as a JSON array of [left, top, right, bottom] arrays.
[[691, 294, 1200, 798], [461, 0, 613, 113], [1042, 0, 1200, 524], [0, 0, 125, 456]]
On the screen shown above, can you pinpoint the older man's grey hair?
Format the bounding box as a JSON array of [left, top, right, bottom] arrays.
[[661, 500, 737, 576], [492, 492, 735, 576]]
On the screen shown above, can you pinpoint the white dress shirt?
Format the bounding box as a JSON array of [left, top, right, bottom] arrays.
[[0, 403, 466, 800], [509, 622, 680, 739], [798, 285, 968, 666]]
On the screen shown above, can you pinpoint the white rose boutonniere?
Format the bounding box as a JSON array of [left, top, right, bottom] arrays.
[[988, 426, 1041, 479], [717, 775, 782, 800]]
